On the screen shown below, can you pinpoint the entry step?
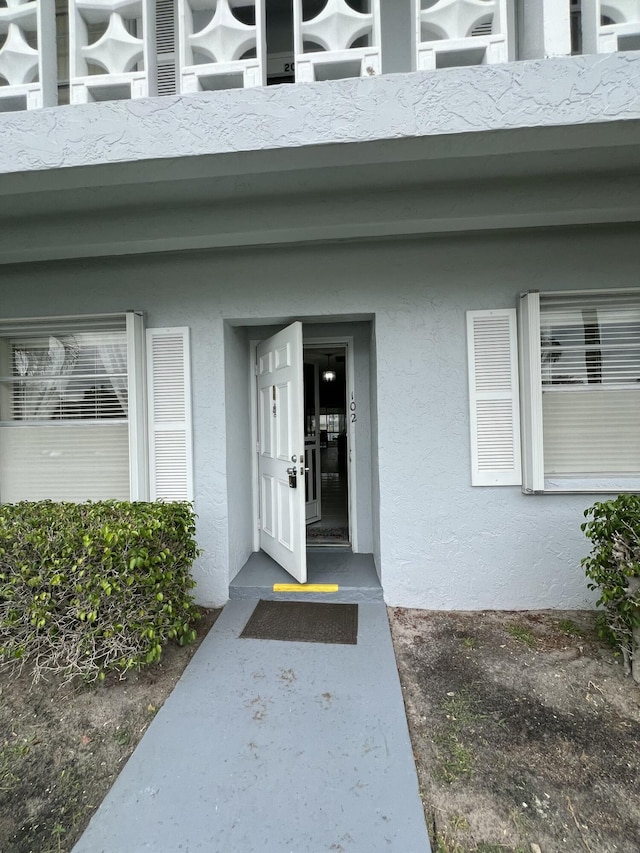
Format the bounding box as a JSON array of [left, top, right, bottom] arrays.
[[230, 550, 383, 603]]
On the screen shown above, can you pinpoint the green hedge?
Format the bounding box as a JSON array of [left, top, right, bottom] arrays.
[[0, 501, 200, 683], [582, 494, 640, 679]]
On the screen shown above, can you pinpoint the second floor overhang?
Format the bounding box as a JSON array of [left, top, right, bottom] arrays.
[[3, 50, 640, 177], [1, 52, 640, 266]]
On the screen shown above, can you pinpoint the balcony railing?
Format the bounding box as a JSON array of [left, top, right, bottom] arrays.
[[0, 0, 639, 113], [415, 0, 511, 70], [0, 0, 57, 108], [582, 0, 640, 53]]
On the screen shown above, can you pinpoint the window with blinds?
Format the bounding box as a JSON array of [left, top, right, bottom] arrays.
[[0, 317, 131, 502], [539, 292, 640, 479]]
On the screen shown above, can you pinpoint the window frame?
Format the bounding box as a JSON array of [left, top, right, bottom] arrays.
[[519, 288, 640, 494], [0, 312, 147, 502]]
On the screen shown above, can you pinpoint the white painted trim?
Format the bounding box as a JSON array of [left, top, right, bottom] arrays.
[[250, 333, 360, 553], [126, 311, 148, 500], [0, 313, 128, 325], [249, 338, 261, 553], [518, 292, 545, 493], [304, 336, 358, 552], [542, 477, 640, 493], [529, 286, 640, 298]]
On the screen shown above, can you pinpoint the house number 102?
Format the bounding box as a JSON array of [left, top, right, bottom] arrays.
[[350, 392, 357, 423]]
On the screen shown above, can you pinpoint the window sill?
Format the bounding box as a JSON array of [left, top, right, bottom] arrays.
[[525, 477, 640, 494]]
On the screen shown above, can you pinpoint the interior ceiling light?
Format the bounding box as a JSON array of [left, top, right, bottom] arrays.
[[322, 353, 336, 382]]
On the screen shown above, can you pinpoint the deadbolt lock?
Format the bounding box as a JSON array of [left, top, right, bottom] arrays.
[[286, 466, 297, 489]]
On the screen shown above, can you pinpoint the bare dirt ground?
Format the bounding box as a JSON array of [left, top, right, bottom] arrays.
[[0, 608, 220, 853], [391, 609, 640, 853], [2, 607, 639, 853]]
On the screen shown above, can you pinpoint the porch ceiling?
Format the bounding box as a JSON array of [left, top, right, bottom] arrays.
[[1, 118, 640, 266]]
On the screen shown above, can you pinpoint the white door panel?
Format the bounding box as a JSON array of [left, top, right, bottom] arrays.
[[257, 322, 307, 583]]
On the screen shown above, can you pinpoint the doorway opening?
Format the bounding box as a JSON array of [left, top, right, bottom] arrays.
[[304, 346, 350, 546], [246, 320, 370, 586]]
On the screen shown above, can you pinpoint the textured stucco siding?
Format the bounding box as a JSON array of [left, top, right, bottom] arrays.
[[2, 225, 638, 609], [1, 52, 640, 175]]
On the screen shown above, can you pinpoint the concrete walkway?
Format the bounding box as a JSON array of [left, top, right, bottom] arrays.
[[72, 599, 431, 853]]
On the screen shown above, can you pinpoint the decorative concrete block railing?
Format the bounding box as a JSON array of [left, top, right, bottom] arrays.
[[516, 0, 571, 60], [69, 0, 156, 103], [582, 0, 640, 54], [0, 0, 56, 111], [414, 0, 511, 70], [178, 0, 265, 92], [2, 0, 640, 112], [293, 0, 381, 82]]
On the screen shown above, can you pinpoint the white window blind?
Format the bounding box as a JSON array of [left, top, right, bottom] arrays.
[[147, 327, 193, 501], [540, 291, 640, 481], [466, 309, 522, 486], [0, 315, 131, 502]]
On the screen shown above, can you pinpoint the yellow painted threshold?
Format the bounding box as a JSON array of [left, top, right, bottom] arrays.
[[273, 583, 339, 593]]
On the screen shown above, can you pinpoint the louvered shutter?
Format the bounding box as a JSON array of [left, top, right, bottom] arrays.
[[466, 309, 522, 486], [156, 0, 177, 95], [146, 327, 193, 501]]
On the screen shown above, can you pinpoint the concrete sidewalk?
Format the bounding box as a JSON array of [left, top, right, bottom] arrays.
[[72, 599, 431, 853]]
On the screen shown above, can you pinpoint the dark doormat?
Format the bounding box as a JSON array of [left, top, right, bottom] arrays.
[[240, 600, 358, 645], [306, 526, 349, 543]]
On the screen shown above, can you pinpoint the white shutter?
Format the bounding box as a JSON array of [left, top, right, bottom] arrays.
[[156, 0, 178, 95], [147, 327, 193, 501], [467, 309, 522, 486]]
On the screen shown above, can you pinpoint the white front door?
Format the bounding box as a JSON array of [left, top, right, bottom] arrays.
[[257, 322, 307, 583]]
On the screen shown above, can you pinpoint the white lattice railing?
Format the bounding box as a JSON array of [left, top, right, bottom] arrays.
[[415, 0, 511, 70], [69, 0, 156, 103], [293, 0, 381, 82], [178, 0, 265, 93], [1, 1, 639, 113], [582, 0, 640, 54], [0, 0, 56, 110]]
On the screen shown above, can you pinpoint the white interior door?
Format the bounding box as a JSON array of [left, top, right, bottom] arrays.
[[304, 359, 321, 524], [257, 322, 307, 583]]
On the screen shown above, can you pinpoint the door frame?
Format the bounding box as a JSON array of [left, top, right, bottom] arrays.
[[250, 332, 358, 553]]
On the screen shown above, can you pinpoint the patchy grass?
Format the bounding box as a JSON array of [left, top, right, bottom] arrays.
[[0, 609, 220, 853], [555, 618, 585, 637], [433, 692, 484, 783], [434, 831, 466, 853], [390, 608, 640, 853], [504, 623, 537, 648], [433, 819, 529, 853]]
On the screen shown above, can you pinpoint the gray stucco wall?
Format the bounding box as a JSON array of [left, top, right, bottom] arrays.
[[224, 324, 253, 587], [2, 224, 638, 609]]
